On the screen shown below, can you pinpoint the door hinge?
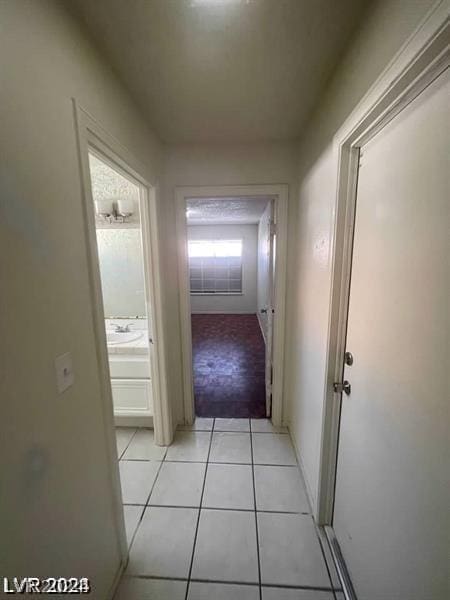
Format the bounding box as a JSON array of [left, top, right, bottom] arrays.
[[333, 381, 351, 395], [358, 151, 364, 167], [270, 221, 277, 236]]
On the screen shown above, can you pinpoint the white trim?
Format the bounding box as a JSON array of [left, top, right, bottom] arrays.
[[107, 562, 125, 600], [72, 102, 173, 574], [73, 107, 172, 445], [288, 425, 316, 516], [256, 311, 267, 344], [175, 184, 288, 426], [324, 527, 358, 600], [72, 104, 127, 568], [114, 415, 153, 428], [138, 180, 174, 445], [317, 2, 449, 526]]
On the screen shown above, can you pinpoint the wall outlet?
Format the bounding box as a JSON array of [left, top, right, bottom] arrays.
[[55, 352, 74, 393]]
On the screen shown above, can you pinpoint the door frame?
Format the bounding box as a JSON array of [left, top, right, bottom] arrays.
[[72, 102, 173, 566], [317, 0, 449, 534], [175, 184, 288, 426], [264, 198, 276, 418]]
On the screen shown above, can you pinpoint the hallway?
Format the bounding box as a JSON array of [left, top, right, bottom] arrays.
[[191, 314, 266, 418], [3, 2, 448, 598], [115, 420, 341, 599]]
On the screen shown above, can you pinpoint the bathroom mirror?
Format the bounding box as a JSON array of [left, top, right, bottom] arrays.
[[96, 228, 146, 318], [89, 152, 147, 319]]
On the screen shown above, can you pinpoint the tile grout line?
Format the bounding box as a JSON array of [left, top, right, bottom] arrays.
[[249, 422, 263, 600], [124, 573, 335, 592], [191, 578, 334, 592], [118, 427, 138, 460], [120, 428, 167, 462], [184, 418, 215, 600], [117, 424, 325, 595], [212, 432, 289, 435], [141, 504, 309, 515], [117, 428, 148, 560], [126, 456, 166, 554], [160, 459, 298, 467]]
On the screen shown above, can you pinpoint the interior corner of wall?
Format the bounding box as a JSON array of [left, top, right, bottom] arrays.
[[288, 424, 318, 517]]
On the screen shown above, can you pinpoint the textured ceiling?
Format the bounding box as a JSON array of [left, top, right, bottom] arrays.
[[187, 197, 270, 224], [66, 0, 367, 143]]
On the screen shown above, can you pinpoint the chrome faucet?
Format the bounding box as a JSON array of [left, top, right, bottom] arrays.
[[111, 323, 132, 333]]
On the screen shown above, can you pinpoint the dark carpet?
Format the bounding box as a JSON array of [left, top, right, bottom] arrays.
[[191, 313, 266, 418]]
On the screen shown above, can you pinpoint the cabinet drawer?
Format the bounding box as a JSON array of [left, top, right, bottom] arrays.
[[111, 379, 152, 416], [109, 356, 150, 378]]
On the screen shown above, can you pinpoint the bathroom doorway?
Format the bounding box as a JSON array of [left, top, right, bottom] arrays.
[[88, 150, 154, 426], [74, 105, 173, 563], [74, 104, 172, 446]]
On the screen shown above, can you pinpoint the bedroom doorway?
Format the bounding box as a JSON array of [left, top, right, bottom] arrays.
[[176, 185, 288, 426]]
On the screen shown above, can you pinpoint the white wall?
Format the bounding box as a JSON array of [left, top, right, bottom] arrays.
[[0, 1, 163, 596], [256, 203, 272, 341], [285, 0, 437, 514], [162, 142, 299, 424], [188, 224, 258, 314]]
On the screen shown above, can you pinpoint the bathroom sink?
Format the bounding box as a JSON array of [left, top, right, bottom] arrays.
[[106, 331, 143, 345]]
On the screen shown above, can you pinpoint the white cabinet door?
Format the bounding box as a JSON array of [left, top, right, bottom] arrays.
[[111, 379, 153, 416], [333, 70, 449, 600]]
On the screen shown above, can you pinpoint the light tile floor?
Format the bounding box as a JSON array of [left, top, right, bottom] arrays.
[[114, 420, 340, 600]]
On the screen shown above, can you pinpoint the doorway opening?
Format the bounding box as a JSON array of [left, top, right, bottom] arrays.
[[87, 150, 154, 427], [74, 104, 174, 565], [188, 200, 271, 418], [176, 185, 288, 426], [84, 149, 168, 547]]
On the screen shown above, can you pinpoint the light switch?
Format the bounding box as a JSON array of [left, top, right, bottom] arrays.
[[55, 352, 74, 393]]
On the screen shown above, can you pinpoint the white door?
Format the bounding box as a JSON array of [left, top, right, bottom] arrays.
[[257, 199, 276, 417], [265, 200, 276, 417], [333, 69, 449, 600]]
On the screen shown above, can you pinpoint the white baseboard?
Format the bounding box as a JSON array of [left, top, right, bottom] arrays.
[[256, 311, 267, 344], [288, 424, 317, 518], [114, 415, 153, 428], [108, 559, 125, 600]]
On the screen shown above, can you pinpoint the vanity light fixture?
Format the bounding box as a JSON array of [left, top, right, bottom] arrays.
[[95, 198, 134, 223], [95, 199, 113, 218], [117, 198, 134, 218]]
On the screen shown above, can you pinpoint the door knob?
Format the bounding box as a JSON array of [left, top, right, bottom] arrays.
[[344, 351, 354, 366], [333, 380, 351, 395]]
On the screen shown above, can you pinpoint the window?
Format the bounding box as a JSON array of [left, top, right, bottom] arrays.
[[188, 239, 243, 295]]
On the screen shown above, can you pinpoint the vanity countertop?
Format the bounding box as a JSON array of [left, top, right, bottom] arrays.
[[107, 332, 149, 355]]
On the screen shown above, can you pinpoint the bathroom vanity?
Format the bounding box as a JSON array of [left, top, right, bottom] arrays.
[[106, 323, 153, 426]]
